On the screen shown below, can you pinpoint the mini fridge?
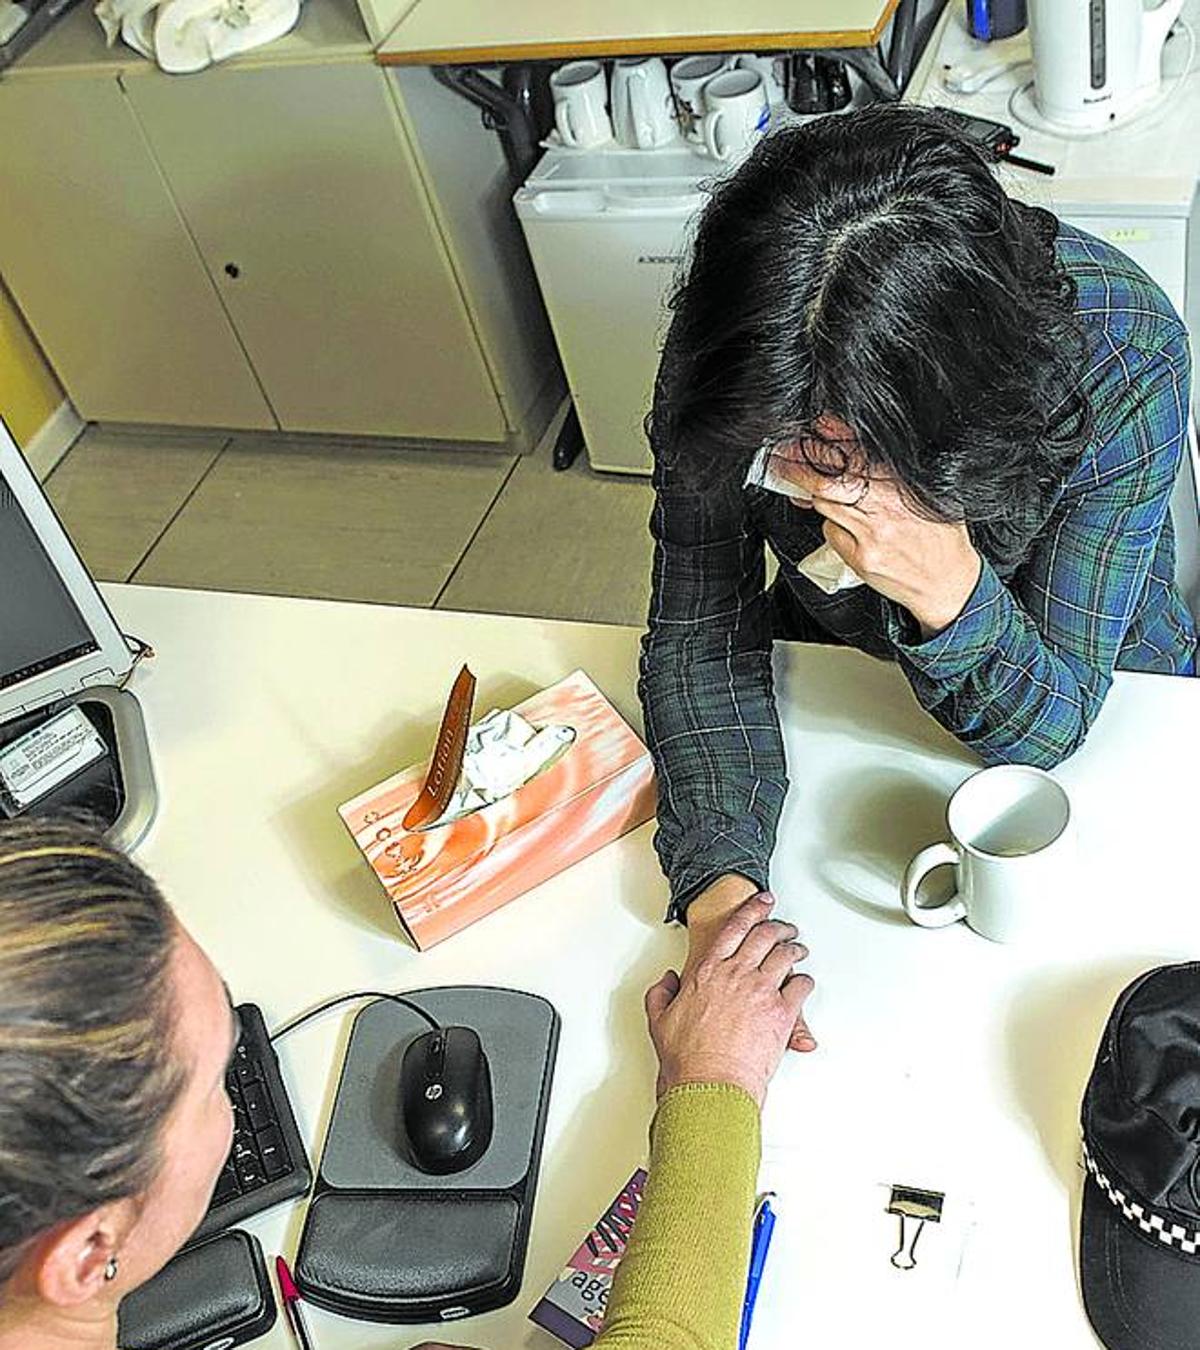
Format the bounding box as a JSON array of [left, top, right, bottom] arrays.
[[515, 145, 714, 476]]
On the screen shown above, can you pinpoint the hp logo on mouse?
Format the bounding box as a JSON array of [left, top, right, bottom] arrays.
[[425, 1083, 443, 1100]]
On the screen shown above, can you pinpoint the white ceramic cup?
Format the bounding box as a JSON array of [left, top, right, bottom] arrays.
[[901, 765, 1075, 943], [611, 56, 676, 149], [670, 53, 731, 142], [701, 68, 771, 162], [733, 52, 786, 104], [550, 60, 613, 149]]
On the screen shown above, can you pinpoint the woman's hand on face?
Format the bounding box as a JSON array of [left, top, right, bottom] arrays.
[[645, 894, 815, 1108], [788, 468, 981, 640]]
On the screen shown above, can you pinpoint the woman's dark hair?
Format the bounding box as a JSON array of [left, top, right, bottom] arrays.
[[0, 816, 182, 1287], [651, 104, 1091, 571]]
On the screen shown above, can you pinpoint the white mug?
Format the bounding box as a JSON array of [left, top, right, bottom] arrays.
[[550, 60, 613, 149], [733, 52, 786, 105], [902, 765, 1075, 943], [701, 68, 771, 162], [611, 56, 676, 149], [670, 53, 731, 142]]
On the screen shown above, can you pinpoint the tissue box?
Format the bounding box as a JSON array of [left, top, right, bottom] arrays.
[[339, 671, 656, 949]]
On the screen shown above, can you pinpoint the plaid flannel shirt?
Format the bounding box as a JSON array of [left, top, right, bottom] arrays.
[[638, 223, 1197, 920]]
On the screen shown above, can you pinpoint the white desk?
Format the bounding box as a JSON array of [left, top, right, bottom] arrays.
[[109, 582, 1200, 1349]]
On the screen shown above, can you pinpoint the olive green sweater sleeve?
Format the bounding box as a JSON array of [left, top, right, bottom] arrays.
[[593, 1082, 761, 1350]]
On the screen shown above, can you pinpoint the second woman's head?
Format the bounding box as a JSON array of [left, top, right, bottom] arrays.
[[0, 818, 236, 1328]]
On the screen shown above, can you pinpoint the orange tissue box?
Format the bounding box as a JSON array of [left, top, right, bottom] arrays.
[[339, 670, 656, 949]]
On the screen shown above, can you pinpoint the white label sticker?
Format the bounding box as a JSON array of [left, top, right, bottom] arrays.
[[0, 707, 107, 810]]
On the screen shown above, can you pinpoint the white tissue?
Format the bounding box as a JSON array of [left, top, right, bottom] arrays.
[[793, 542, 864, 595], [745, 446, 865, 595], [94, 0, 156, 44], [152, 0, 297, 72], [94, 0, 297, 70], [121, 6, 156, 55], [429, 709, 575, 828]]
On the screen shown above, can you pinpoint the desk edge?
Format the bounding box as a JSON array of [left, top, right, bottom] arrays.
[[376, 4, 899, 66]]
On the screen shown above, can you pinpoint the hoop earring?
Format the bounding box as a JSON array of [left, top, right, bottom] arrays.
[[104, 1256, 119, 1283]]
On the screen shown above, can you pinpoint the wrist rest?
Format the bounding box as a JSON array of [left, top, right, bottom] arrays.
[[294, 985, 558, 1324]]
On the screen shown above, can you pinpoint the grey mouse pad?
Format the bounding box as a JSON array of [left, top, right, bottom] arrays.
[[319, 986, 557, 1194]]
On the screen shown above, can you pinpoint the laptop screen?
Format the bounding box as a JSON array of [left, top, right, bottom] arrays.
[[0, 477, 98, 693]]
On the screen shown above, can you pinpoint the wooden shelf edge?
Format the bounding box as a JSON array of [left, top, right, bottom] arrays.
[[377, 1, 900, 66]]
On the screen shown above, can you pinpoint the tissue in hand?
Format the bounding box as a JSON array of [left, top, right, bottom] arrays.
[[745, 446, 864, 595]]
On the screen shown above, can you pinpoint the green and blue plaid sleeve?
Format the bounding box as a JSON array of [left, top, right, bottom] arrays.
[[637, 448, 783, 922], [887, 330, 1193, 766]]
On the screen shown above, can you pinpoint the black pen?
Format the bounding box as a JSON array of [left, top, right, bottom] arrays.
[[1005, 152, 1055, 176]]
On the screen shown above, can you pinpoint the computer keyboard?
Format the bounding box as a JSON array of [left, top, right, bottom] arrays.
[[190, 1002, 312, 1245]]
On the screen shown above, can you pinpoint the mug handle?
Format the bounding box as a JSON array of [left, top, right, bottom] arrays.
[[702, 108, 726, 159], [554, 99, 579, 147], [901, 842, 967, 929]]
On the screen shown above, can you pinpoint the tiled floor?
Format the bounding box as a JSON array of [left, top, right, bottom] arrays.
[[44, 413, 658, 628]]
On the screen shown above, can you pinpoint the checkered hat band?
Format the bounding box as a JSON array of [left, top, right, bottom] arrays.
[[1083, 1142, 1200, 1254]]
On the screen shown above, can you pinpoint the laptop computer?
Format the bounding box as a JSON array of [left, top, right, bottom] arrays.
[[0, 418, 156, 848]]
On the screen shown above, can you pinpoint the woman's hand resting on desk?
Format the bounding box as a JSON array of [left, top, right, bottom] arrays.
[[646, 893, 815, 1107]]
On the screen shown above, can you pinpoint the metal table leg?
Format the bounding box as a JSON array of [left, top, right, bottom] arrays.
[[821, 0, 922, 101], [431, 62, 544, 186], [552, 405, 585, 471]]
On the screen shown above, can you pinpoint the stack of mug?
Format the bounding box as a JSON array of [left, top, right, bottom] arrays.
[[549, 52, 786, 161]]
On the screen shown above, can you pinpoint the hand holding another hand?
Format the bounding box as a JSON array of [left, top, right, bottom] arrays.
[[647, 893, 815, 1107], [686, 876, 817, 1053]]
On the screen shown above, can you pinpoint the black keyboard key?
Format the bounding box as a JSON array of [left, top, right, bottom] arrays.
[[243, 1081, 273, 1132], [235, 1152, 265, 1189], [213, 1165, 240, 1205], [258, 1126, 290, 1180], [233, 1050, 262, 1087], [190, 1002, 312, 1247]]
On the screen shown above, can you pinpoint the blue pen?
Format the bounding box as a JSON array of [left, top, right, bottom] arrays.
[[738, 1194, 776, 1350]]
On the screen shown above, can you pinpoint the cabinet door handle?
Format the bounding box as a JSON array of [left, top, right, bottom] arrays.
[[224, 263, 241, 279]]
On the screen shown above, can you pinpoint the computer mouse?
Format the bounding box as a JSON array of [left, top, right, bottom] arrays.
[[398, 1025, 494, 1176]]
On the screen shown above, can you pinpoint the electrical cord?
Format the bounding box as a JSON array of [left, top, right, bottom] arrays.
[[117, 633, 155, 689], [269, 990, 441, 1043]]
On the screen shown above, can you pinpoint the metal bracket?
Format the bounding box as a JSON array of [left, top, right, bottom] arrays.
[[431, 64, 544, 184], [821, 0, 922, 102]]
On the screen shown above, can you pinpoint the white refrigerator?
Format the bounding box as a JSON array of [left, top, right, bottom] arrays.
[[515, 145, 715, 476]]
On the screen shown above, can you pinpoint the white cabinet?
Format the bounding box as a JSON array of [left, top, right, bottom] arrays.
[[0, 0, 559, 447], [123, 61, 506, 441], [0, 75, 274, 428]]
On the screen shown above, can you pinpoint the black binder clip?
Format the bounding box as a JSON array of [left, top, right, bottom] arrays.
[[887, 1184, 944, 1270]]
